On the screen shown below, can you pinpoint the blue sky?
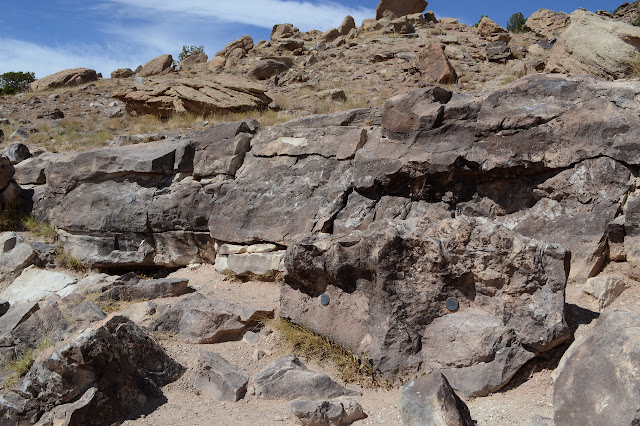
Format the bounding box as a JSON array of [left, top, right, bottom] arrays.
[[0, 0, 624, 78]]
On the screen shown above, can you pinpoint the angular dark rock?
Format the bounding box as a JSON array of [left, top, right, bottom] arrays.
[[400, 372, 473, 425], [1, 315, 184, 425], [99, 277, 190, 302]]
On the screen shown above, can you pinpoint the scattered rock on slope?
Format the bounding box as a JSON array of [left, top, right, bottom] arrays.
[[417, 44, 458, 84], [524, 8, 570, 37], [139, 54, 174, 77]]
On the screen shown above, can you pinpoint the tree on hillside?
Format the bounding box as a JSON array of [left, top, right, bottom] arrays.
[[507, 12, 526, 33], [0, 71, 35, 96]]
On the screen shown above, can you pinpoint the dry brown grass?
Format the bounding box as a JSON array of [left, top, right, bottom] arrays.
[[264, 316, 377, 386]]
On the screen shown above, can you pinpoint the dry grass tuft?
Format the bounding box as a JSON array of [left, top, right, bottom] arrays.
[[263, 316, 377, 386], [22, 216, 56, 241], [3, 337, 52, 387]]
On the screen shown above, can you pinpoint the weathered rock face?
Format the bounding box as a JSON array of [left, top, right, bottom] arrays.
[[216, 35, 254, 58], [554, 309, 640, 425], [1, 315, 184, 425], [113, 75, 271, 117], [248, 59, 292, 80], [179, 52, 209, 69], [546, 9, 640, 79], [30, 68, 98, 92], [31, 120, 257, 269], [290, 397, 366, 426], [375, 0, 428, 20], [476, 17, 510, 43], [524, 8, 570, 37], [139, 54, 173, 77], [282, 216, 569, 394]]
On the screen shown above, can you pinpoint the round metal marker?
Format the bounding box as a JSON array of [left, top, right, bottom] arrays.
[[446, 297, 459, 312], [125, 196, 133, 204], [320, 293, 330, 306]]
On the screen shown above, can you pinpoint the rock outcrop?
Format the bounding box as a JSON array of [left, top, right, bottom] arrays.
[[113, 75, 271, 117], [546, 9, 640, 79], [30, 68, 98, 92], [375, 0, 428, 20]]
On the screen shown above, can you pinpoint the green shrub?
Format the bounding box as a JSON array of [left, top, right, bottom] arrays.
[[507, 12, 527, 33], [0, 71, 35, 96], [178, 45, 205, 62], [22, 216, 56, 240]]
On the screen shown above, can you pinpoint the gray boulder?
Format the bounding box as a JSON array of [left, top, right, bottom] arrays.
[[554, 309, 640, 425], [400, 372, 473, 426], [249, 355, 360, 400], [192, 351, 249, 401], [0, 267, 77, 304], [290, 397, 366, 425], [98, 277, 190, 302]]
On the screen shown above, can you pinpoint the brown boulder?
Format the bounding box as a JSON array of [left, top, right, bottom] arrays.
[[179, 52, 209, 68], [139, 54, 173, 77], [30, 68, 98, 92], [476, 16, 511, 43], [216, 35, 254, 58], [110, 68, 134, 79], [524, 8, 570, 37], [271, 23, 297, 40], [376, 0, 428, 20], [416, 44, 458, 84], [338, 16, 356, 35]]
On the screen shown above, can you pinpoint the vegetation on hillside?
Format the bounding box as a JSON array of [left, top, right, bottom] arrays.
[[0, 71, 35, 96], [507, 12, 527, 33]]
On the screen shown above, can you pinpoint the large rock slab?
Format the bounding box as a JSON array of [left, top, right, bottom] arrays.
[[30, 68, 98, 92], [139, 54, 173, 77], [554, 309, 640, 425], [282, 216, 569, 394], [114, 75, 271, 118], [400, 372, 473, 426], [546, 9, 640, 79], [249, 355, 360, 400], [150, 293, 273, 343], [0, 315, 184, 425], [416, 44, 458, 85]]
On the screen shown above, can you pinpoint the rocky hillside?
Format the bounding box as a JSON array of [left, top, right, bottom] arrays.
[[1, 1, 640, 425]]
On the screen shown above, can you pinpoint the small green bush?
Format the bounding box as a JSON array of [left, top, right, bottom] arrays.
[[22, 216, 56, 240], [507, 12, 527, 33], [0, 71, 35, 96]]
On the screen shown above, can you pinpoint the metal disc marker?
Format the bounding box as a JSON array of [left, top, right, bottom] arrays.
[[320, 294, 330, 306], [445, 297, 459, 312]]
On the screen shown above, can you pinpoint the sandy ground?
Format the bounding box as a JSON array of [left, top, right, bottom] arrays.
[[115, 263, 635, 426]]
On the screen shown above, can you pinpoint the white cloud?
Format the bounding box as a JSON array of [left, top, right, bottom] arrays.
[[0, 38, 141, 78], [103, 0, 375, 32]]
